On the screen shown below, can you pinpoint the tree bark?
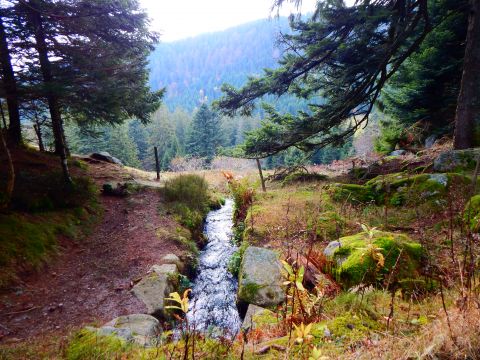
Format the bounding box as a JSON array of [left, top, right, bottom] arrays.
[[0, 123, 15, 210], [0, 15, 21, 146], [27, 2, 72, 184], [453, 0, 480, 149]]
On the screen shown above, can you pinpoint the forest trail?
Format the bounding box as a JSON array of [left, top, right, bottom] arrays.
[[0, 160, 182, 343]]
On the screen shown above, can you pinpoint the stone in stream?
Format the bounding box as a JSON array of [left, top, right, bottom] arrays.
[[131, 264, 178, 318], [238, 246, 284, 307]]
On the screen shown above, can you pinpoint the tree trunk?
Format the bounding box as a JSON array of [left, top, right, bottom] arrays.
[[0, 124, 15, 210], [0, 15, 21, 146], [453, 0, 480, 149], [33, 122, 45, 152], [27, 3, 72, 184]]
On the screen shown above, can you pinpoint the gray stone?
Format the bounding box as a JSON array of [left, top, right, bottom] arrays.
[[104, 314, 161, 347], [389, 149, 407, 156], [90, 151, 123, 165], [96, 326, 133, 341], [428, 173, 448, 187], [323, 241, 342, 257], [424, 135, 437, 148], [132, 264, 178, 317], [238, 246, 284, 307], [433, 148, 480, 172], [162, 254, 184, 273], [150, 263, 178, 275], [241, 304, 273, 330]]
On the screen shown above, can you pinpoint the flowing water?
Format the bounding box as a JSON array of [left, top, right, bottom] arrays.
[[186, 198, 241, 336]]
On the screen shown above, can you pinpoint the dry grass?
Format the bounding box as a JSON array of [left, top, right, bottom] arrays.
[[349, 305, 480, 360]]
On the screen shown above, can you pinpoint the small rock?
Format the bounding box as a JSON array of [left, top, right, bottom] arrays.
[[424, 135, 437, 148], [241, 304, 273, 330], [389, 149, 407, 156], [161, 254, 184, 273], [346, 323, 355, 330], [90, 152, 123, 165], [324, 327, 332, 337], [323, 241, 341, 257]]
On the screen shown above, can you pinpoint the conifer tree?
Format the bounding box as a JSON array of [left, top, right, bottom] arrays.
[[187, 104, 222, 164]]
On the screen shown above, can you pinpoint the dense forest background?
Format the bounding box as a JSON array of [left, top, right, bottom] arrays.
[[62, 17, 349, 170]]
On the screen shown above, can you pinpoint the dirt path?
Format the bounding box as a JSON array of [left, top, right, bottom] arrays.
[[0, 161, 182, 342]]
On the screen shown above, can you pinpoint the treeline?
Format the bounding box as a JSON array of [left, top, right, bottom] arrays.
[[66, 104, 261, 170], [66, 102, 352, 171]]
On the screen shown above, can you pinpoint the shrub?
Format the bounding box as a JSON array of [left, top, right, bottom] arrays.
[[228, 178, 254, 223], [163, 174, 212, 236]]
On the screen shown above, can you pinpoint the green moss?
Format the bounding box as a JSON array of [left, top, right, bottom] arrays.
[[65, 329, 134, 360], [239, 281, 263, 304], [252, 309, 278, 326], [314, 313, 379, 343], [328, 231, 423, 289], [329, 183, 376, 204]]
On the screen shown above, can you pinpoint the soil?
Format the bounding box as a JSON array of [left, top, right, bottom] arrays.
[[0, 156, 183, 343]]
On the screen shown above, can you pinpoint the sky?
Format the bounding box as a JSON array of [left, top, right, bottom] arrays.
[[139, 0, 319, 42]]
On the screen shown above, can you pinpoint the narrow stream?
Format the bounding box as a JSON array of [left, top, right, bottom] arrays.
[[186, 198, 241, 336]]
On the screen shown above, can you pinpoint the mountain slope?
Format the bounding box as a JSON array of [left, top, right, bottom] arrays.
[[148, 18, 293, 112]]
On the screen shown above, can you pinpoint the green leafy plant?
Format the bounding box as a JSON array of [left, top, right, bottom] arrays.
[[165, 289, 191, 314], [281, 260, 305, 291]]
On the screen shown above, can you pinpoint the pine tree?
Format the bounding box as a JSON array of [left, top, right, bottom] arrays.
[[187, 104, 222, 164], [380, 0, 468, 143]]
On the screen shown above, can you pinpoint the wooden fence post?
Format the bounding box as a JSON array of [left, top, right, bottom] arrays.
[[154, 146, 160, 181], [256, 158, 266, 192]]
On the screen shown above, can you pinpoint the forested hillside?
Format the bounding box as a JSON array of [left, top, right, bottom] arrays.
[[148, 17, 307, 113]]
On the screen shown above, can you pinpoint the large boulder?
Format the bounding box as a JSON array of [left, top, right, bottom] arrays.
[[131, 264, 179, 318], [323, 231, 423, 290], [87, 314, 161, 347], [433, 148, 480, 172], [238, 246, 284, 307], [90, 151, 123, 166]]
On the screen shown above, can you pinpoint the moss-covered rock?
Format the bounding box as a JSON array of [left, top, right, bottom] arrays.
[[433, 148, 480, 172], [324, 231, 423, 289], [329, 183, 376, 204], [330, 173, 470, 207], [464, 195, 480, 232]]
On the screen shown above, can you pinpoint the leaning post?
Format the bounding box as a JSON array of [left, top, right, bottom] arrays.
[[256, 158, 266, 192], [154, 146, 160, 181]]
